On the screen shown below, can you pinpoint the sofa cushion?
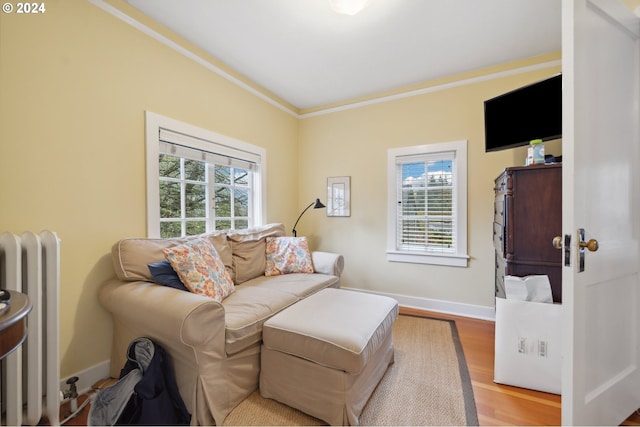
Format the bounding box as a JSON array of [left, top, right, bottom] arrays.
[[222, 272, 338, 355], [265, 237, 314, 276], [163, 238, 235, 302], [222, 286, 297, 356], [240, 273, 339, 300], [227, 223, 285, 284], [113, 232, 232, 282]]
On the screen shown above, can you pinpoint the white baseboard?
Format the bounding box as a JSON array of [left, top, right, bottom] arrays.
[[341, 287, 496, 321], [60, 360, 111, 401]]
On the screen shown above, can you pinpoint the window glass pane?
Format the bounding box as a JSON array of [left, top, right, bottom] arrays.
[[402, 162, 426, 185], [234, 219, 248, 229], [159, 154, 180, 178], [215, 165, 231, 185], [215, 186, 231, 217], [401, 162, 426, 248], [160, 222, 181, 238], [234, 188, 249, 217], [186, 221, 206, 236], [159, 181, 181, 218], [402, 218, 426, 246], [398, 158, 454, 252], [428, 159, 452, 183], [402, 188, 426, 214], [427, 219, 453, 248], [185, 183, 206, 217], [184, 159, 205, 182], [216, 219, 231, 230], [234, 167, 249, 185]]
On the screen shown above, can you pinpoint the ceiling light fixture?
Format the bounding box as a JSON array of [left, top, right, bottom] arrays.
[[329, 0, 369, 15]]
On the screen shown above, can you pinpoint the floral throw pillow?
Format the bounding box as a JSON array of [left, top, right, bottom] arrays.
[[162, 238, 234, 302], [265, 236, 314, 276]]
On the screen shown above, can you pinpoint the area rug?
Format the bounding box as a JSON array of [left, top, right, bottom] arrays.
[[223, 314, 479, 426]]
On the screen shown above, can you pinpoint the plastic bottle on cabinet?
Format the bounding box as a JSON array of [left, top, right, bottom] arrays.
[[528, 139, 545, 165]]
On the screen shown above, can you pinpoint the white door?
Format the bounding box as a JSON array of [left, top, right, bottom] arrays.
[[562, 0, 640, 425]]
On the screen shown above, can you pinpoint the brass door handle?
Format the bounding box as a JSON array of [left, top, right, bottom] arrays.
[[552, 236, 563, 249], [580, 238, 599, 252]]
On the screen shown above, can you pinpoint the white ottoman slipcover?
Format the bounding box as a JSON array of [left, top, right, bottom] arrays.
[[259, 288, 399, 426]]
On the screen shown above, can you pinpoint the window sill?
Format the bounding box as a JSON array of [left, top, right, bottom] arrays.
[[386, 251, 469, 267]]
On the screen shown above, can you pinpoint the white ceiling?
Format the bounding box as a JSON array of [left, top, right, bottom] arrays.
[[125, 0, 561, 110]]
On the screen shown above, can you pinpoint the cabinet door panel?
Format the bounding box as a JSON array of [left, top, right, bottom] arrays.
[[509, 167, 562, 264]]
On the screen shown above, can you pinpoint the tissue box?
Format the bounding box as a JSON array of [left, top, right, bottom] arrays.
[[494, 297, 562, 394], [504, 275, 553, 303]]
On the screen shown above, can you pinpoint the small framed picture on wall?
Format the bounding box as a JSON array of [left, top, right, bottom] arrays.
[[327, 176, 350, 217]]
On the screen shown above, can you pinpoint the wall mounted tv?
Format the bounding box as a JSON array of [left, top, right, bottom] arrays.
[[484, 74, 562, 152]]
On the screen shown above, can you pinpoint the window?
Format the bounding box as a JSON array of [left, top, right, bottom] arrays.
[[387, 140, 468, 267], [146, 112, 266, 238]]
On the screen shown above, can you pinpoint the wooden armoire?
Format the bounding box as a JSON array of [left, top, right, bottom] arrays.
[[493, 164, 563, 302]]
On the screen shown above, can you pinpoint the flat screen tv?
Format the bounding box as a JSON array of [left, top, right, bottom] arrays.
[[484, 74, 562, 152]]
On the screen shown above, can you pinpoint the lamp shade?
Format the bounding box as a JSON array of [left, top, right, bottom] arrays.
[[312, 198, 326, 209]]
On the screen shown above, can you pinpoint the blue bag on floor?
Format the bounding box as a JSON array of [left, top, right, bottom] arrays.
[[88, 337, 190, 426]]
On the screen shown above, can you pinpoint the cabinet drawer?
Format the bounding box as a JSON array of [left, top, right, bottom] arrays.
[[494, 171, 509, 195], [495, 253, 506, 298], [494, 197, 505, 225], [493, 222, 504, 254]]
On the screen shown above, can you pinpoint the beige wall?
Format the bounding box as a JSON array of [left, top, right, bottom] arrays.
[[298, 56, 561, 308], [0, 1, 298, 377]]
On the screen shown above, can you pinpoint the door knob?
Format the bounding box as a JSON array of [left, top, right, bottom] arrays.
[[579, 239, 599, 252], [552, 236, 563, 249]]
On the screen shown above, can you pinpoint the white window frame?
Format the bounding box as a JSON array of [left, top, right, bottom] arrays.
[[386, 140, 469, 267], [145, 111, 267, 238]]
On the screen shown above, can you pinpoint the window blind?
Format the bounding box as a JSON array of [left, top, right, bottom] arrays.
[[396, 151, 456, 253], [159, 128, 259, 171]]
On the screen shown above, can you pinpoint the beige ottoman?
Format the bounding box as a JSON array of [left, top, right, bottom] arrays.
[[259, 288, 399, 426]]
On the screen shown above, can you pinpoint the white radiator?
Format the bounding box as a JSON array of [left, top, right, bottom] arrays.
[[0, 231, 60, 426]]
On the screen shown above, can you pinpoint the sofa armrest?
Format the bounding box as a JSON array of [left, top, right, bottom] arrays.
[[312, 251, 344, 277], [99, 279, 227, 374]]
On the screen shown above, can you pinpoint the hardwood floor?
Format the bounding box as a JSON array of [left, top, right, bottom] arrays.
[[56, 307, 640, 426]]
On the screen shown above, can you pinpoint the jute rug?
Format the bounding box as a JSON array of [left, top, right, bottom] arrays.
[[223, 315, 479, 426]]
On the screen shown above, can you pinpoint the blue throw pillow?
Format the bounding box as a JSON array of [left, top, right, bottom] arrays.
[[148, 260, 189, 292]]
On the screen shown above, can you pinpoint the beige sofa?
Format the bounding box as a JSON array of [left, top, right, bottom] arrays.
[[99, 223, 344, 425]]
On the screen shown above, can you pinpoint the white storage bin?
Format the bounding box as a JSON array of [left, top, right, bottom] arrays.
[[494, 297, 562, 394]]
